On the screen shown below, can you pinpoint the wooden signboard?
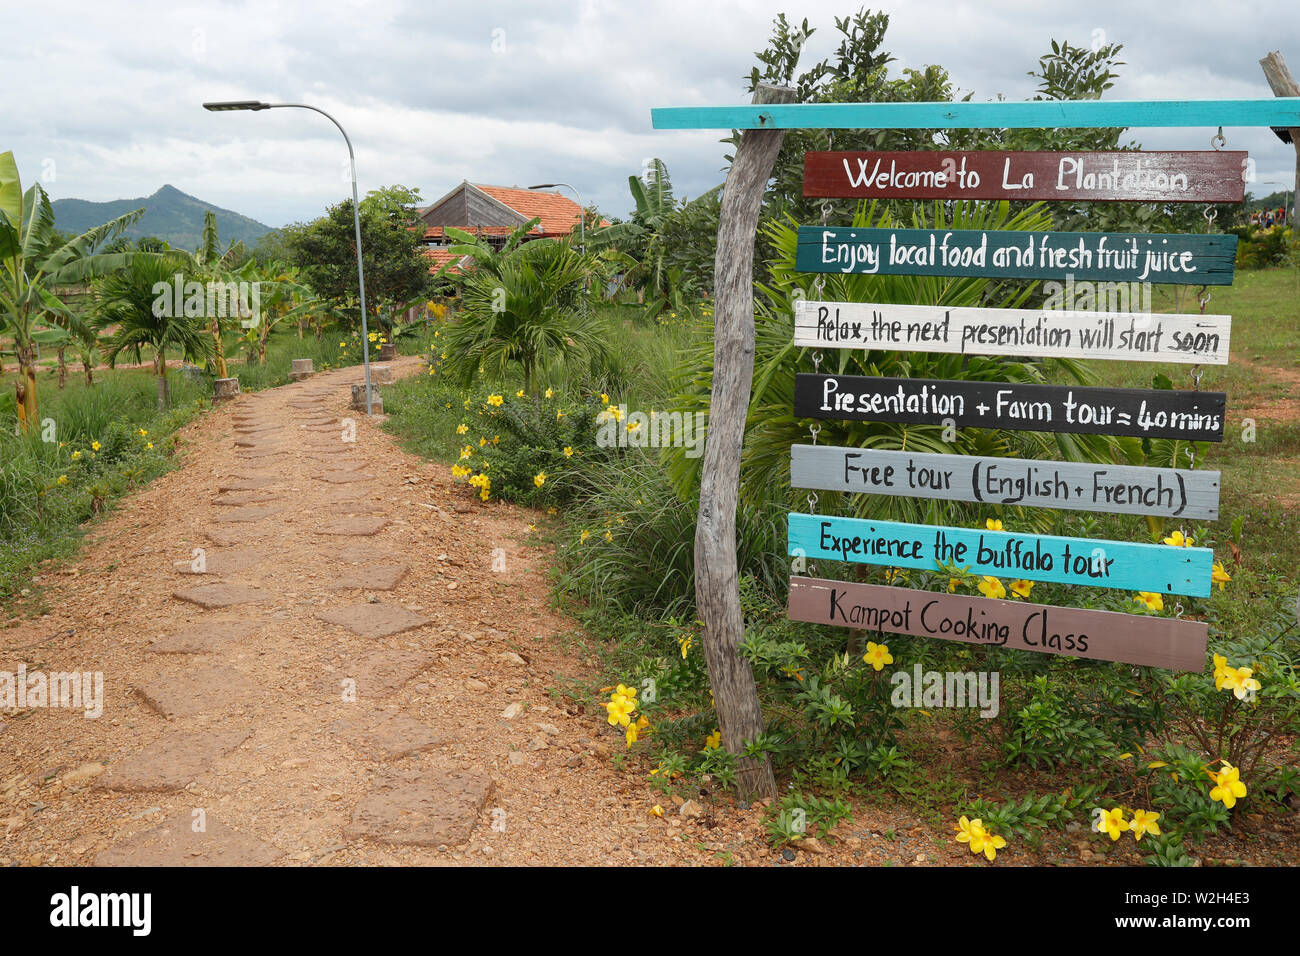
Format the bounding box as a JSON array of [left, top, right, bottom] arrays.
[[788, 576, 1208, 671], [793, 300, 1232, 365], [795, 373, 1226, 442], [787, 512, 1214, 596], [802, 150, 1249, 203], [795, 227, 1238, 285], [790, 444, 1222, 520]]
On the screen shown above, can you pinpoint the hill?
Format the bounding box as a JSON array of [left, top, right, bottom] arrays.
[[51, 184, 272, 250]]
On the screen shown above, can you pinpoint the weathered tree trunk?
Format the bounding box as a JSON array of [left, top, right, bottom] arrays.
[[15, 379, 28, 432], [1259, 52, 1300, 221], [83, 360, 94, 387], [693, 82, 796, 802], [57, 347, 67, 389], [20, 347, 38, 427], [154, 350, 169, 409]]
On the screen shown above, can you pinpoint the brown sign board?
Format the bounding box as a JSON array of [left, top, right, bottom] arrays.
[[803, 150, 1248, 203], [787, 576, 1208, 671]]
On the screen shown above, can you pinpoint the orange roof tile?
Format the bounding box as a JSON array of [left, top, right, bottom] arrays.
[[423, 247, 469, 275], [474, 185, 610, 236]]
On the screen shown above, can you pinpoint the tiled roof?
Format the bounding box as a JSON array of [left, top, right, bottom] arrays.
[[422, 225, 517, 240], [423, 248, 470, 275], [474, 185, 611, 236]]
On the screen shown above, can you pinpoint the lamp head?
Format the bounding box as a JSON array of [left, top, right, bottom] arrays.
[[203, 100, 271, 112]]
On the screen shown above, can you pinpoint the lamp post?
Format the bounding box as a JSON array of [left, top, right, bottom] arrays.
[[527, 182, 585, 253], [203, 100, 375, 414]]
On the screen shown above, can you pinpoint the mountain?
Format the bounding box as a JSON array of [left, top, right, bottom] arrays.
[[51, 184, 273, 251]]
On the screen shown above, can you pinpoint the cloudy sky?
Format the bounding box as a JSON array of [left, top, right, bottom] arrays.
[[6, 0, 1298, 227]]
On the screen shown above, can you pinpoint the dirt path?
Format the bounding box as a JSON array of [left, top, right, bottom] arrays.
[[2, 359, 768, 866]]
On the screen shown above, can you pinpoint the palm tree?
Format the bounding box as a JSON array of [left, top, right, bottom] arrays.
[[91, 254, 213, 408], [0, 150, 141, 427], [440, 236, 608, 394]]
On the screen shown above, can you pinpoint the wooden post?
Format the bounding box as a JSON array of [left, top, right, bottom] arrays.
[[1260, 52, 1300, 220], [695, 82, 795, 801]]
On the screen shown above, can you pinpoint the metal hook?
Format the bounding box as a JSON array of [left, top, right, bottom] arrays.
[[813, 350, 823, 372], [820, 200, 834, 225], [812, 274, 825, 300], [1211, 127, 1226, 150], [1173, 602, 1184, 618], [1197, 286, 1211, 314], [1190, 365, 1203, 391], [807, 492, 819, 515], [809, 423, 821, 445], [1185, 445, 1196, 469]]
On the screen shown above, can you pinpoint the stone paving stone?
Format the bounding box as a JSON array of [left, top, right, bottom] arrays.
[[318, 650, 435, 701], [94, 812, 282, 866], [146, 618, 258, 654], [317, 516, 389, 536], [325, 564, 408, 590], [317, 603, 429, 639], [172, 583, 267, 609], [176, 547, 266, 574], [329, 713, 446, 759], [216, 476, 280, 492], [236, 447, 289, 460], [94, 729, 251, 791], [204, 527, 266, 548], [313, 471, 375, 484], [214, 505, 281, 523], [133, 664, 253, 718], [212, 492, 281, 507], [344, 769, 493, 847]]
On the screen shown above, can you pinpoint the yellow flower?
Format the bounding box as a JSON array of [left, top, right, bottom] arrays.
[[1008, 579, 1034, 599], [533, 472, 546, 488], [862, 641, 893, 671], [625, 724, 638, 747], [459, 445, 473, 460], [70, 450, 81, 460], [649, 805, 664, 817], [56, 474, 68, 486], [1133, 591, 1164, 612], [1208, 762, 1247, 808], [1129, 809, 1161, 842], [368, 332, 378, 342], [528, 523, 536, 532], [603, 530, 613, 542], [955, 815, 1002, 860], [978, 576, 1006, 600], [600, 393, 609, 404], [679, 634, 693, 659], [1212, 562, 1231, 590], [947, 577, 959, 593], [516, 390, 525, 398], [1221, 665, 1261, 701], [456, 424, 468, 434], [451, 464, 471, 478], [487, 394, 503, 407], [137, 428, 148, 437], [626, 421, 640, 433], [705, 730, 722, 750], [985, 518, 1003, 531], [563, 446, 574, 457], [556, 409, 564, 420], [479, 437, 488, 447], [146, 442, 153, 450], [545, 388, 554, 399], [1100, 807, 1127, 841], [338, 341, 346, 347], [1163, 530, 1192, 547], [91, 441, 101, 451]]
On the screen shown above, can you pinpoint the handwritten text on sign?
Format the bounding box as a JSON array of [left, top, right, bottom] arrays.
[[794, 300, 1231, 365], [789, 444, 1221, 519], [787, 512, 1213, 596], [795, 227, 1238, 285], [802, 150, 1248, 203], [788, 577, 1208, 671], [794, 373, 1226, 442]]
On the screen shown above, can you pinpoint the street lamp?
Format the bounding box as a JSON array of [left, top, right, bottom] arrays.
[[528, 182, 585, 253], [203, 99, 375, 414]]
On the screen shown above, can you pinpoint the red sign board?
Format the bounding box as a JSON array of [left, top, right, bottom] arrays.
[[803, 150, 1247, 203]]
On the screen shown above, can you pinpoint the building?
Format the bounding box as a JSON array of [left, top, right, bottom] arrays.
[[418, 182, 597, 276]]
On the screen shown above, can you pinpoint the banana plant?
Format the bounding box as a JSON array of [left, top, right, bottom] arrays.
[[0, 150, 141, 427]]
